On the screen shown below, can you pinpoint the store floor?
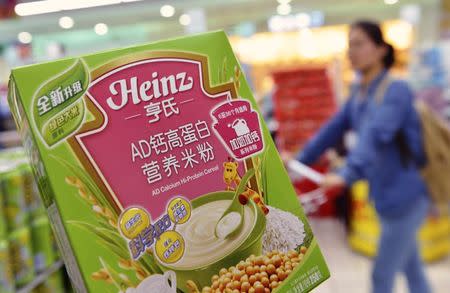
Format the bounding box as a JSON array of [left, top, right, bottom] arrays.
[[309, 218, 450, 293]]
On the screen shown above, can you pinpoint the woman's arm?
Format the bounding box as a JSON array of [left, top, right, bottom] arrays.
[[296, 100, 352, 165], [338, 80, 412, 185]]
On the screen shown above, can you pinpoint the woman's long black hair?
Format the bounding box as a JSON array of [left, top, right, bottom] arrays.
[[351, 20, 395, 69], [352, 20, 414, 166]]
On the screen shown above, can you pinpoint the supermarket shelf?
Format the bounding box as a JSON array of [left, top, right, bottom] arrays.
[[17, 260, 64, 293]]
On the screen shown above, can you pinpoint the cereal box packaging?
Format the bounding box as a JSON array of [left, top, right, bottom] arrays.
[[8, 31, 329, 293]]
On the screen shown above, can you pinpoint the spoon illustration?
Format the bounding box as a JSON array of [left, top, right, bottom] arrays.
[[215, 168, 255, 239]]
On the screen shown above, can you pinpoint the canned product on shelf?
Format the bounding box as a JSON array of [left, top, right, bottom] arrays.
[[32, 270, 65, 293], [19, 163, 45, 220], [1, 164, 28, 232], [31, 216, 56, 273], [0, 239, 14, 293], [8, 227, 34, 287], [0, 147, 27, 161], [0, 187, 7, 239]]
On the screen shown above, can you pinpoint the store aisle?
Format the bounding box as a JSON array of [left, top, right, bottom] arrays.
[[309, 218, 450, 293]]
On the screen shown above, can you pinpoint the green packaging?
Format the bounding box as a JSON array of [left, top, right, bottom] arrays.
[[0, 147, 27, 160], [8, 31, 329, 293], [32, 270, 66, 293], [0, 148, 45, 220], [0, 164, 28, 232], [0, 184, 7, 239], [31, 216, 56, 273], [8, 227, 34, 287], [48, 270, 66, 293], [20, 163, 46, 220], [0, 239, 14, 293]]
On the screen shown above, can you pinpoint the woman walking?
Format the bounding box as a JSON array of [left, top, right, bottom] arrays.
[[291, 20, 432, 293]]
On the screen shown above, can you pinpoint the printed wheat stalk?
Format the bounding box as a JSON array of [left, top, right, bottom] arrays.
[[66, 175, 152, 287], [66, 170, 159, 287], [94, 258, 135, 290], [234, 65, 241, 90], [118, 258, 150, 281], [118, 258, 134, 270], [186, 280, 200, 293], [261, 145, 270, 204], [91, 268, 113, 284], [221, 57, 227, 83], [91, 244, 150, 290], [91, 256, 151, 288], [254, 156, 262, 194], [66, 176, 117, 228], [118, 273, 133, 288]]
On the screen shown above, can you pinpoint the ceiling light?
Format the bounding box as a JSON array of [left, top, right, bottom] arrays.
[[63, 0, 121, 10], [18, 32, 32, 44], [160, 5, 175, 18], [15, 1, 59, 16], [59, 16, 74, 29], [15, 0, 143, 16], [179, 14, 191, 26], [384, 0, 399, 5], [277, 0, 292, 4], [94, 23, 108, 35], [277, 3, 291, 16]]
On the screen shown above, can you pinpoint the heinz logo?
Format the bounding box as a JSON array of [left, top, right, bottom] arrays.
[[106, 71, 194, 110]]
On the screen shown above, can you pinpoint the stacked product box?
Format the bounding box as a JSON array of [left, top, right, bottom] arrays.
[[272, 67, 338, 217], [272, 67, 336, 153], [0, 148, 61, 292]]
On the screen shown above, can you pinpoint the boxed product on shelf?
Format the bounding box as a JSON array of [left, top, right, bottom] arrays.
[[272, 66, 336, 153], [8, 31, 329, 293], [271, 66, 338, 217]]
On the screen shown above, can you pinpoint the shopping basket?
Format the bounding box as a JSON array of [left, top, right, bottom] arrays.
[[287, 160, 343, 216]]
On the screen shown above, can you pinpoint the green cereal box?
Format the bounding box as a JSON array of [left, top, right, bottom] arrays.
[[0, 164, 28, 232], [0, 184, 7, 239], [8, 31, 329, 293], [0, 239, 14, 293], [8, 227, 34, 287], [31, 216, 56, 273]]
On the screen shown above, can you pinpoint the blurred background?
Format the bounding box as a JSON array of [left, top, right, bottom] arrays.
[[0, 0, 449, 293]]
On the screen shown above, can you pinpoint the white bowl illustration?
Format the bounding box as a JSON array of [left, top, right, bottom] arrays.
[[125, 271, 176, 293]]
